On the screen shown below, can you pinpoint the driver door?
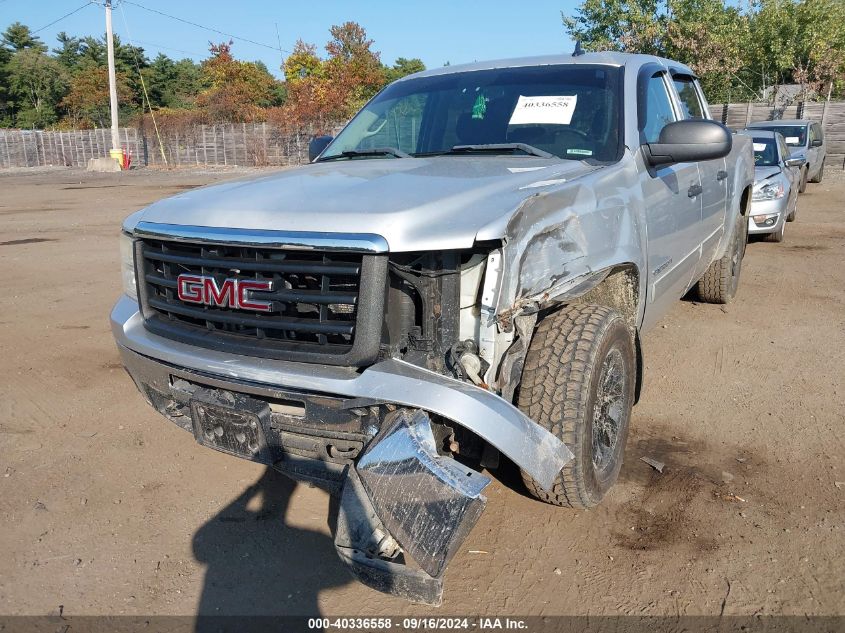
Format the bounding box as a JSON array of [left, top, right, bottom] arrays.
[[639, 71, 703, 331]]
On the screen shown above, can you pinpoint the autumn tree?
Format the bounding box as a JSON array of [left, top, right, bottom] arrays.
[[60, 65, 132, 128], [197, 41, 282, 122], [279, 22, 389, 130]]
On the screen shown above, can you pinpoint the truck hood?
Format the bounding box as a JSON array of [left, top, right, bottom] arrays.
[[135, 157, 600, 251]]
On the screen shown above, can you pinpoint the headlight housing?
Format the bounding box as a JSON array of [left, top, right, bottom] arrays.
[[752, 182, 785, 201], [120, 232, 138, 300]]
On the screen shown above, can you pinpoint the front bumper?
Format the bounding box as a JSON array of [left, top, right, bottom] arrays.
[[748, 197, 789, 235], [111, 296, 573, 603]]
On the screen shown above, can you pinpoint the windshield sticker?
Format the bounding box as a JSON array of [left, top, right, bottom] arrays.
[[509, 95, 577, 125], [753, 143, 767, 151], [567, 148, 593, 156], [785, 136, 800, 144], [472, 94, 488, 120]]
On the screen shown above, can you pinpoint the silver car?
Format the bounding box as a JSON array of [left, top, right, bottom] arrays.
[[739, 130, 803, 242], [746, 119, 826, 192]]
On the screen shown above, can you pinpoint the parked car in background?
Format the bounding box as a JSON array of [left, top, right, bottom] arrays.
[[739, 130, 804, 243], [747, 119, 825, 192]]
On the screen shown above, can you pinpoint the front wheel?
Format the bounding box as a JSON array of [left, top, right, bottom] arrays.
[[696, 212, 745, 304], [799, 167, 808, 193], [765, 218, 785, 243], [786, 201, 797, 222], [811, 163, 824, 184], [519, 304, 636, 508]]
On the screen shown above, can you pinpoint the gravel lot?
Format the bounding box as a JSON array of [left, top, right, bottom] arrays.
[[0, 166, 843, 618]]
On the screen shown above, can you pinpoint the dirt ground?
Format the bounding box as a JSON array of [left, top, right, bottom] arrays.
[[0, 166, 843, 618]]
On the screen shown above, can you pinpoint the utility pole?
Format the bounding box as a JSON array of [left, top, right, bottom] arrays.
[[105, 0, 121, 157]]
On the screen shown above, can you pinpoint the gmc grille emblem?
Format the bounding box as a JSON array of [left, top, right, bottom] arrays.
[[176, 274, 274, 312]]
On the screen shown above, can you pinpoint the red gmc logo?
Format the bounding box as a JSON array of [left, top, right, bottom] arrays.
[[176, 274, 275, 312]]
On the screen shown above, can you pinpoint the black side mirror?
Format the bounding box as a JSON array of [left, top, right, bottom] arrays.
[[810, 138, 823, 148], [643, 120, 732, 167], [309, 135, 334, 162]]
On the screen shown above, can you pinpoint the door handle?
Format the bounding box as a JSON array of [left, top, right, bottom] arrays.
[[716, 170, 728, 181], [687, 184, 703, 198]]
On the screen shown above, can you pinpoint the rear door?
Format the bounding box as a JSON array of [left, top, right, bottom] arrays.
[[639, 69, 702, 330], [671, 74, 726, 270]]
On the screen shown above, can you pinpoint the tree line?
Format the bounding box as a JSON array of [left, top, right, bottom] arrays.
[[0, 20, 424, 132], [3, 1, 844, 133], [564, 0, 845, 104]]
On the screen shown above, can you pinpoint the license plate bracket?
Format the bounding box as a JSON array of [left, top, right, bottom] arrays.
[[189, 389, 273, 464]]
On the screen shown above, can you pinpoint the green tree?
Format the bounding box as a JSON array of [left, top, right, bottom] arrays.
[[385, 57, 426, 82], [53, 32, 84, 70], [664, 0, 752, 102], [0, 45, 12, 126], [146, 53, 204, 109], [563, 0, 845, 102], [2, 22, 47, 52], [6, 49, 67, 127], [563, 0, 668, 54]]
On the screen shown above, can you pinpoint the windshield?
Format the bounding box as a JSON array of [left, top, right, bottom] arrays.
[[752, 137, 778, 166], [320, 65, 623, 162], [753, 125, 807, 147]]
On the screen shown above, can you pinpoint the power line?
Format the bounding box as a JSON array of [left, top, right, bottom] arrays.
[[129, 38, 208, 59], [33, 1, 95, 34], [122, 0, 288, 54], [117, 2, 168, 165]]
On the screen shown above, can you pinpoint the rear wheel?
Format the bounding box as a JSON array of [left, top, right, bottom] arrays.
[[696, 212, 745, 304], [519, 304, 635, 508]]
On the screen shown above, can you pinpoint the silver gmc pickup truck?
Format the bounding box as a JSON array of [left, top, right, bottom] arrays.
[[112, 51, 754, 604]]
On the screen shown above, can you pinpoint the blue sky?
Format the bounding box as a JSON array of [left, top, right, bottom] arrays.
[[1, 0, 580, 77]]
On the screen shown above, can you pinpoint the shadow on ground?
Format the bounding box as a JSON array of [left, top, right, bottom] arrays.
[[192, 467, 351, 620]]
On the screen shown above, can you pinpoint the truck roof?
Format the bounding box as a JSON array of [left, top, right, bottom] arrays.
[[401, 51, 695, 81], [747, 119, 813, 127]]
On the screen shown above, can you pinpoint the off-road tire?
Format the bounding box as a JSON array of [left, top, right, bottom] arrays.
[[810, 163, 824, 184], [518, 304, 636, 509], [799, 167, 808, 193], [696, 212, 746, 304]]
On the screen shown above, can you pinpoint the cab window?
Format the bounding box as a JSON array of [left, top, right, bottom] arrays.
[[672, 76, 704, 119], [642, 74, 677, 143]]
